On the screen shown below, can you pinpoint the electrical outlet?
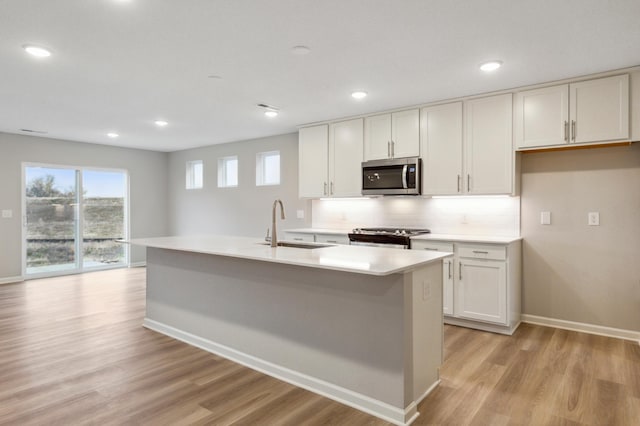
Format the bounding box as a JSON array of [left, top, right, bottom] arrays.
[[588, 212, 600, 226], [296, 209, 304, 219], [1, 210, 12, 219], [423, 281, 431, 300], [541, 211, 551, 225]]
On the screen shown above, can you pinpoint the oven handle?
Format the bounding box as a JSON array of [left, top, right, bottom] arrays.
[[350, 241, 408, 249], [402, 164, 408, 189]]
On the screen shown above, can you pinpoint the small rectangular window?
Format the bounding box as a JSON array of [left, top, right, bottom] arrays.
[[218, 156, 238, 188], [256, 151, 280, 186], [186, 160, 203, 189]]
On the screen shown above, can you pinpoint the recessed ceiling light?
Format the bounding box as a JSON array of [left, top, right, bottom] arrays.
[[351, 91, 368, 99], [264, 110, 278, 118], [23, 44, 52, 58], [480, 60, 502, 72], [291, 45, 311, 55], [154, 120, 168, 127], [107, 132, 119, 138]]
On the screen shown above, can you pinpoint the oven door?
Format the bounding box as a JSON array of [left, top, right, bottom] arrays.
[[361, 158, 420, 195]]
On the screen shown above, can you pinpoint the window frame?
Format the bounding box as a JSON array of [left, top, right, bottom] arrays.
[[185, 160, 204, 190], [217, 155, 239, 188], [256, 150, 281, 186]]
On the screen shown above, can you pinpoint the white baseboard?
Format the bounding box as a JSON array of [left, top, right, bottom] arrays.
[[0, 275, 24, 285], [143, 318, 427, 426], [522, 314, 640, 344], [129, 261, 146, 268]]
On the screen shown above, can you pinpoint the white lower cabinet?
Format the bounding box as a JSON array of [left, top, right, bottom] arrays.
[[412, 239, 521, 335], [457, 259, 507, 324], [284, 231, 350, 245]]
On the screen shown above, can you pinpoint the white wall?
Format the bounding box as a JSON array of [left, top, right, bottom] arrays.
[[0, 132, 169, 281], [520, 143, 640, 332], [312, 196, 520, 236], [167, 133, 311, 238]]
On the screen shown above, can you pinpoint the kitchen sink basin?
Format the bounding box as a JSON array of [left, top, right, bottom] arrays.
[[258, 241, 334, 249]]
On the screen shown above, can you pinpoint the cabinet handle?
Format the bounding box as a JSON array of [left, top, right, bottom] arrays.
[[327, 240, 338, 243], [571, 120, 576, 142], [391, 141, 395, 158], [459, 262, 462, 280], [448, 261, 452, 279], [472, 250, 489, 254], [467, 174, 471, 192], [457, 174, 461, 193], [387, 141, 391, 158], [423, 247, 438, 251], [564, 121, 569, 141], [323, 182, 327, 196], [293, 238, 304, 241], [330, 181, 334, 195]]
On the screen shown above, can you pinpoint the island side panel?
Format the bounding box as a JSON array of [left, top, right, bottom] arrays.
[[405, 262, 444, 406], [145, 247, 409, 409]]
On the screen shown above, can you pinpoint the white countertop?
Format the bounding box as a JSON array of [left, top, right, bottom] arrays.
[[285, 228, 521, 244], [125, 235, 451, 276], [412, 234, 522, 244]]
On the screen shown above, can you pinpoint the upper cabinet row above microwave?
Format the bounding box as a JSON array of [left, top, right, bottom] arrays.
[[299, 93, 515, 198], [515, 74, 629, 149]]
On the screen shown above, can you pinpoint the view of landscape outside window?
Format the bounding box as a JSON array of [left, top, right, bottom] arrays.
[[82, 170, 127, 268], [24, 166, 127, 275]]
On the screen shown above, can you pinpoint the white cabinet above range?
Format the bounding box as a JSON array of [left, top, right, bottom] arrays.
[[364, 109, 420, 161]]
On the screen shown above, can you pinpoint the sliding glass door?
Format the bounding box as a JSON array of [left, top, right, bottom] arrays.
[[23, 164, 128, 278]]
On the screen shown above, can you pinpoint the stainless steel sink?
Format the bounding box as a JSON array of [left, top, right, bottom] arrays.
[[258, 241, 334, 249]]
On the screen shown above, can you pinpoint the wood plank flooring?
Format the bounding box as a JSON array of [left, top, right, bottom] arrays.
[[0, 268, 638, 425]]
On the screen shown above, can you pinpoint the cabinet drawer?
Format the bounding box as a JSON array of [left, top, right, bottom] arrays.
[[458, 244, 506, 260], [315, 234, 350, 245], [411, 240, 454, 252], [284, 232, 315, 243]]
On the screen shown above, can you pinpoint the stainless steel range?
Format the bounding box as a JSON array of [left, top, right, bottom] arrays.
[[348, 227, 431, 249]]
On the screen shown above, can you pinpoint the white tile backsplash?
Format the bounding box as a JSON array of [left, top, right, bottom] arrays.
[[312, 196, 520, 236]]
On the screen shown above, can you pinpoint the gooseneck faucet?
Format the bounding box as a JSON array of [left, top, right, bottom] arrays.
[[271, 199, 286, 247]]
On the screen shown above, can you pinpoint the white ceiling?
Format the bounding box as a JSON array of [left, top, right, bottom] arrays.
[[1, 0, 639, 152]]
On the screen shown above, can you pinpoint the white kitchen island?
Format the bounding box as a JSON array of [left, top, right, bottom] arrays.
[[126, 235, 451, 425]]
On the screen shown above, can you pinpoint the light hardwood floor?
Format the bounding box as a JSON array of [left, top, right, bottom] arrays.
[[0, 268, 638, 425]]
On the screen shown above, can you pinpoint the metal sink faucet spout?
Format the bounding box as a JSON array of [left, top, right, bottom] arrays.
[[271, 199, 286, 247]]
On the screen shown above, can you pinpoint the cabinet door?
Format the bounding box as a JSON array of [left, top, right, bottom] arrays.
[[420, 102, 463, 195], [364, 114, 392, 161], [570, 74, 629, 144], [464, 94, 513, 194], [299, 125, 329, 198], [456, 259, 507, 325], [329, 118, 364, 197], [391, 109, 420, 158], [515, 85, 569, 149], [443, 258, 454, 316]]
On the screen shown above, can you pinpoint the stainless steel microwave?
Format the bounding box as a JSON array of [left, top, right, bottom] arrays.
[[361, 157, 421, 195]]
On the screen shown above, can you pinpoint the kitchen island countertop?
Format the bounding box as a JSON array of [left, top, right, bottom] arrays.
[[126, 235, 451, 276]]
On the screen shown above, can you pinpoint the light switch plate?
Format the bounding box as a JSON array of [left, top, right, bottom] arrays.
[[1, 210, 12, 219], [588, 212, 600, 226], [296, 209, 304, 219], [541, 211, 551, 225]]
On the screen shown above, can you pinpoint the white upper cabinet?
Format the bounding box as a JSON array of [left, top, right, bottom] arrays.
[[299, 120, 363, 198], [299, 125, 329, 198], [464, 94, 514, 195], [420, 102, 463, 195], [515, 85, 569, 148], [364, 109, 419, 160], [329, 118, 364, 197], [570, 74, 629, 144], [515, 74, 629, 149]]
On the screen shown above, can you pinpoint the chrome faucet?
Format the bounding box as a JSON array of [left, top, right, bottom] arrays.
[[270, 199, 285, 247]]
